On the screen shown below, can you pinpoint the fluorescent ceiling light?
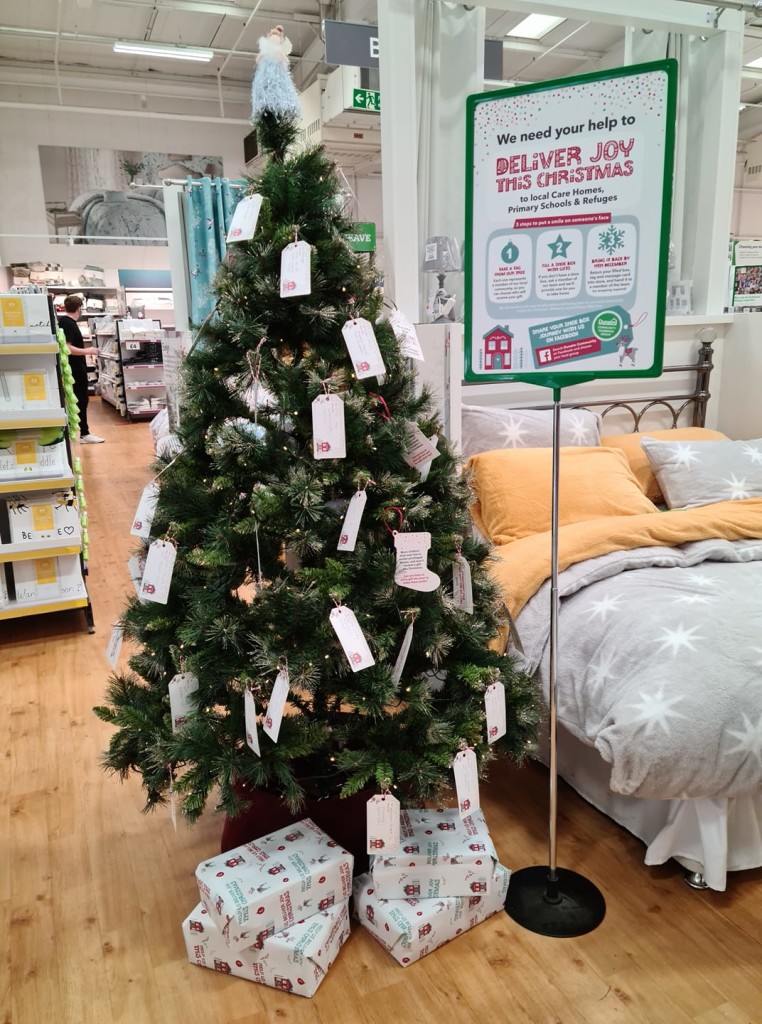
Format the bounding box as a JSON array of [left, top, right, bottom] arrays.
[[114, 40, 214, 62], [744, 55, 762, 69], [508, 14, 565, 39]]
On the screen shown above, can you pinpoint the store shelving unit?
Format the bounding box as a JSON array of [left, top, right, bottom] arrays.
[[111, 318, 167, 422], [0, 292, 94, 632], [51, 283, 123, 397]]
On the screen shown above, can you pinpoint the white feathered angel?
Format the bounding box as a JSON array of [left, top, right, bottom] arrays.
[[251, 24, 301, 121]]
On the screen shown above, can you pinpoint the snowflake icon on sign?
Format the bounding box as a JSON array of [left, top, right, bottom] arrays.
[[598, 226, 625, 255]]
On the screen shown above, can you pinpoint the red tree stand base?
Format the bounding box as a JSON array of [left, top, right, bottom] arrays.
[[220, 784, 370, 875]]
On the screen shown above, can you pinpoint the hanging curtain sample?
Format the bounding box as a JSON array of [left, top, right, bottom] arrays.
[[184, 177, 241, 324]]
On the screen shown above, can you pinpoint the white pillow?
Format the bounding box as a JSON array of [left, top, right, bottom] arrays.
[[640, 436, 762, 508], [461, 405, 601, 459]]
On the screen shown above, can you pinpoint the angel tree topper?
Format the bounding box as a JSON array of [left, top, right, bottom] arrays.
[[251, 24, 301, 121]]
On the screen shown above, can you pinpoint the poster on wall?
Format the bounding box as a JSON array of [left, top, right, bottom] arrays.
[[731, 264, 762, 307], [464, 61, 676, 383], [38, 147, 224, 246]]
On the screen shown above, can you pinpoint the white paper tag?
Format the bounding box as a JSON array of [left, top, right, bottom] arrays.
[[337, 490, 367, 552], [367, 794, 401, 854], [130, 481, 160, 539], [168, 672, 199, 732], [244, 688, 261, 755], [226, 193, 263, 242], [390, 622, 414, 686], [453, 554, 474, 614], [341, 318, 386, 379], [389, 309, 425, 361], [105, 622, 124, 669], [453, 748, 481, 819], [485, 681, 507, 744], [280, 240, 312, 297], [311, 394, 346, 459], [128, 553, 146, 596], [139, 540, 177, 604], [263, 668, 289, 743], [403, 422, 441, 469], [418, 434, 439, 483], [394, 532, 440, 593], [329, 606, 375, 672]]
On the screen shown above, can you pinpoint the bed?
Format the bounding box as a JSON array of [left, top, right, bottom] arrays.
[[460, 337, 762, 891]]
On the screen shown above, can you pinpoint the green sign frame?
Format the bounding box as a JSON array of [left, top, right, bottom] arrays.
[[464, 60, 677, 387], [346, 222, 377, 253]]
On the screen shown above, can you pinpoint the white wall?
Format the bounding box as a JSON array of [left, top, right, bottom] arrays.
[[716, 312, 762, 439], [0, 106, 247, 272]]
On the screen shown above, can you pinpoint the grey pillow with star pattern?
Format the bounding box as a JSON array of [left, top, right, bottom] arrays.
[[460, 405, 601, 459], [640, 436, 762, 509]]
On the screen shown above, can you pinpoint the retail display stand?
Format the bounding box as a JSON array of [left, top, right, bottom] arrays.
[[0, 292, 95, 632], [50, 285, 123, 398], [97, 318, 167, 422]]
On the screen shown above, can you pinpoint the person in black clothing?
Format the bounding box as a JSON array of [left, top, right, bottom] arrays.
[[57, 295, 105, 444]]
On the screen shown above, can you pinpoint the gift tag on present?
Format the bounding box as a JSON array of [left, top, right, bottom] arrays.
[[226, 193, 263, 243], [329, 605, 375, 672], [337, 489, 367, 552], [403, 423, 440, 470], [485, 680, 506, 744], [263, 668, 289, 743], [244, 688, 261, 755], [389, 309, 424, 361], [418, 435, 438, 483], [394, 532, 440, 592], [130, 481, 160, 539], [453, 747, 480, 818], [367, 793, 401, 854], [139, 539, 176, 604], [169, 672, 199, 733], [452, 554, 474, 614], [312, 394, 346, 460], [105, 622, 124, 669], [280, 240, 312, 297], [390, 621, 414, 686], [342, 318, 386, 380]]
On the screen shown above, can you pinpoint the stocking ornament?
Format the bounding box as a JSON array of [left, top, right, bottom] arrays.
[[394, 531, 440, 592]]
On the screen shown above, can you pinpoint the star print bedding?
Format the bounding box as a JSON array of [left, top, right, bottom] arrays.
[[466, 436, 762, 802]]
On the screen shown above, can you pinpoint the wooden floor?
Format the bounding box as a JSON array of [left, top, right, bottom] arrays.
[[2, 397, 761, 1024]]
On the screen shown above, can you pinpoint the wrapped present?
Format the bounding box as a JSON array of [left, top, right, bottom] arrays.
[[353, 862, 510, 967], [196, 818, 353, 953], [182, 899, 350, 997], [369, 808, 498, 898]]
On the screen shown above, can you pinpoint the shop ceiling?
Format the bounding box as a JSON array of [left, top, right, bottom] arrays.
[[3, 0, 762, 145]]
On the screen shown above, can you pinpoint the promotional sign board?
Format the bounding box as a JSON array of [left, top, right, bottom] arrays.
[[464, 61, 676, 384]]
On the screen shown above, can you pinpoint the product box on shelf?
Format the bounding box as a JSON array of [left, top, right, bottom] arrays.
[[0, 295, 52, 340], [0, 367, 54, 412], [12, 553, 86, 604], [195, 818, 354, 953], [182, 899, 350, 997], [353, 863, 510, 967], [0, 566, 8, 608], [369, 808, 498, 898], [0, 433, 68, 480], [7, 493, 80, 544]]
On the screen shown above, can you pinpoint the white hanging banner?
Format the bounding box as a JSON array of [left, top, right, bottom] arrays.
[[130, 482, 160, 539], [337, 490, 367, 552], [453, 747, 481, 819], [367, 793, 401, 854], [394, 532, 440, 592], [280, 240, 312, 297], [105, 622, 124, 669], [389, 309, 425, 361], [390, 621, 414, 686], [244, 689, 261, 755], [452, 554, 474, 614], [311, 394, 347, 459], [139, 540, 177, 605], [341, 317, 386, 379], [485, 680, 507, 743], [329, 605, 375, 672], [403, 423, 440, 470], [168, 672, 199, 733], [226, 193, 263, 243], [263, 669, 290, 743]]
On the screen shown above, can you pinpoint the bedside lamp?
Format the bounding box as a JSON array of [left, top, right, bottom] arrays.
[[422, 236, 462, 322]]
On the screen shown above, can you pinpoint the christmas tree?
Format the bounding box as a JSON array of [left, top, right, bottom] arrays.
[[95, 29, 539, 830]]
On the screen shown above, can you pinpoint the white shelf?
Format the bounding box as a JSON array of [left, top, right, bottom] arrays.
[[0, 594, 89, 621], [0, 342, 58, 354], [0, 539, 82, 563], [0, 409, 68, 429], [97, 352, 120, 362], [0, 473, 75, 495]]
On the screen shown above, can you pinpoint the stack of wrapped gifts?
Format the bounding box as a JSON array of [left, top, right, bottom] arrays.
[[353, 807, 510, 967], [182, 818, 353, 997]]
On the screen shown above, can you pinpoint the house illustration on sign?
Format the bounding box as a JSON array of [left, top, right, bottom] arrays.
[[483, 326, 513, 370]]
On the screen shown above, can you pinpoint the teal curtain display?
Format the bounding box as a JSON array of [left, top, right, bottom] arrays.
[[184, 177, 243, 325]]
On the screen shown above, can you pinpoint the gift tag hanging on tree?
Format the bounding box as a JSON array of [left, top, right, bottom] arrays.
[[453, 746, 480, 819], [367, 793, 401, 853], [403, 423, 440, 471], [263, 667, 290, 743], [226, 193, 263, 243], [329, 605, 375, 672], [280, 239, 312, 297], [311, 393, 346, 459], [390, 620, 415, 686], [244, 688, 261, 755], [139, 539, 177, 605], [418, 435, 439, 483], [485, 680, 506, 744], [389, 309, 425, 362], [105, 622, 124, 669], [452, 553, 474, 614], [337, 489, 367, 552], [168, 672, 199, 733], [394, 531, 440, 592], [342, 318, 386, 379], [130, 481, 160, 539]]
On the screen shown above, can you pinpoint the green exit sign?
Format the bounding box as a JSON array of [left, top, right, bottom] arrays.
[[352, 88, 380, 112], [346, 222, 376, 252]]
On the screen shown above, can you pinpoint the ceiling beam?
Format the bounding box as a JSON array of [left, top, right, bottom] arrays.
[[0, 24, 261, 60], [99, 0, 321, 22], [502, 37, 607, 60], [0, 98, 250, 123]]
